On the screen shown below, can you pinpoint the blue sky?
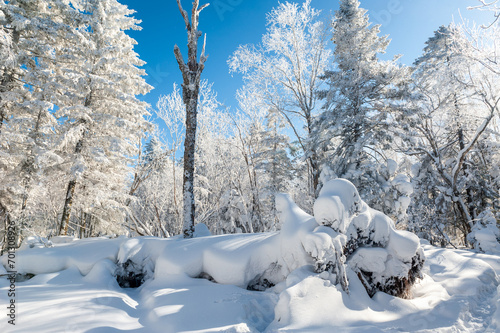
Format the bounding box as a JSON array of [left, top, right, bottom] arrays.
[[122, 0, 493, 115]]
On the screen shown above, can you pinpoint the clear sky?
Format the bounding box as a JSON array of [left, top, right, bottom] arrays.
[[121, 0, 494, 116]]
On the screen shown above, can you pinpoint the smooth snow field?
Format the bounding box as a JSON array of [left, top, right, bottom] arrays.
[[0, 235, 499, 333]]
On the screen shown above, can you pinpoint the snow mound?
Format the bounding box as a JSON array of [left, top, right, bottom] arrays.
[[1, 237, 124, 276], [468, 210, 500, 254], [267, 244, 499, 332], [115, 237, 169, 288], [155, 233, 281, 289], [19, 235, 53, 250], [313, 178, 363, 233], [1, 241, 497, 332], [3, 179, 424, 299], [155, 179, 424, 297], [311, 179, 424, 297], [0, 179, 438, 331], [0, 179, 499, 332]]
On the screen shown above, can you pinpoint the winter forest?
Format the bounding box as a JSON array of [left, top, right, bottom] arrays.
[[0, 0, 500, 332]]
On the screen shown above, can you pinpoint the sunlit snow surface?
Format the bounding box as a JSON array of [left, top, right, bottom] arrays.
[[0, 236, 498, 333], [0, 179, 498, 332]]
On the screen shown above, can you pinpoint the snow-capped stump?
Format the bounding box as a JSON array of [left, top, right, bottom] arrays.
[[313, 179, 363, 233], [310, 179, 425, 298]]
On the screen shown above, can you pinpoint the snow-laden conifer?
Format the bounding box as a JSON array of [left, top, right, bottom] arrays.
[[57, 0, 152, 235], [315, 0, 412, 219]]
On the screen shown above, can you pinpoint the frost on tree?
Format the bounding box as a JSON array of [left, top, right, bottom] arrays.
[[56, 0, 152, 236], [0, 0, 88, 245], [228, 0, 330, 198], [173, 0, 209, 239], [467, 210, 500, 254], [404, 24, 500, 247], [315, 0, 412, 216]]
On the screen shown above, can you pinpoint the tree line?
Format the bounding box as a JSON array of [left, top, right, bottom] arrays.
[[0, 0, 498, 252]]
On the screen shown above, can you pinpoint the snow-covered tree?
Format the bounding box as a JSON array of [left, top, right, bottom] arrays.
[[229, 0, 330, 199], [0, 0, 89, 246], [403, 25, 500, 246], [254, 109, 294, 229], [153, 81, 250, 236], [56, 0, 152, 236], [128, 135, 175, 237], [468, 0, 500, 27], [315, 0, 411, 216]]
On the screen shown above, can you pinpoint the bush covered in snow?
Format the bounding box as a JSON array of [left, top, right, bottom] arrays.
[[468, 210, 500, 254], [309, 179, 424, 297]]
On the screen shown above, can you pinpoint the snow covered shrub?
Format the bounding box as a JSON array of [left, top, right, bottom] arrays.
[[115, 259, 145, 288], [114, 238, 157, 288], [319, 159, 414, 227], [467, 210, 500, 254], [217, 189, 252, 234], [311, 179, 424, 298]]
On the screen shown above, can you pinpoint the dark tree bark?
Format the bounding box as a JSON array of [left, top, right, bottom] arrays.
[[59, 138, 84, 236], [59, 91, 92, 236], [173, 0, 208, 238]]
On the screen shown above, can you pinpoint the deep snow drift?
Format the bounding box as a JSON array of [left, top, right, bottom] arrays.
[[1, 179, 499, 332]]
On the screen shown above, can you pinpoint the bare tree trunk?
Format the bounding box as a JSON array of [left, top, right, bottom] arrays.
[[173, 0, 209, 238], [59, 87, 93, 236], [0, 110, 5, 133], [172, 151, 180, 218], [457, 127, 476, 220], [305, 111, 320, 196], [59, 134, 85, 236]]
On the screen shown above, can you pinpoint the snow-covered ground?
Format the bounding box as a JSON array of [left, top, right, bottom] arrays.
[[1, 180, 498, 332], [0, 236, 499, 332]]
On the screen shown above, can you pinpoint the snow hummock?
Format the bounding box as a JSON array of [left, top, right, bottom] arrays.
[[0, 179, 498, 332], [468, 210, 500, 254]]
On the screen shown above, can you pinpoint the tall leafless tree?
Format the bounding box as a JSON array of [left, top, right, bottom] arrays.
[[174, 0, 208, 238]]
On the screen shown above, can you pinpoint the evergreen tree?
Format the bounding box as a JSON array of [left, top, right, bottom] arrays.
[[315, 0, 411, 213], [57, 0, 152, 235], [0, 0, 87, 245], [255, 108, 293, 229]]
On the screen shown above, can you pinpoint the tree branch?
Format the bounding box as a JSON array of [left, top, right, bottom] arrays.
[[176, 0, 191, 30]]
